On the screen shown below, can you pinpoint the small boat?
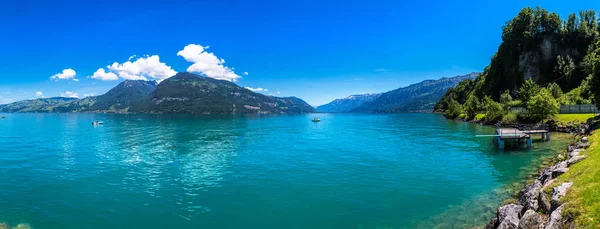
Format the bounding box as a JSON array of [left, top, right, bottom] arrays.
[[0, 116, 5, 119], [92, 121, 104, 126], [312, 117, 321, 122]]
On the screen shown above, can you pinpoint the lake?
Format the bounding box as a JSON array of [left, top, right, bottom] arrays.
[[0, 113, 572, 228]]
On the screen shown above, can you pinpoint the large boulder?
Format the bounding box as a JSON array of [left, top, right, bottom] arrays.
[[569, 149, 582, 158], [518, 210, 544, 229], [497, 204, 524, 229], [519, 180, 542, 212], [545, 205, 566, 229], [567, 155, 586, 166], [551, 183, 573, 211], [539, 162, 568, 184]]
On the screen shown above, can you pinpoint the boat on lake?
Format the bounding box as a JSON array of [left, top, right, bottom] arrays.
[[312, 117, 321, 122], [92, 121, 104, 126]]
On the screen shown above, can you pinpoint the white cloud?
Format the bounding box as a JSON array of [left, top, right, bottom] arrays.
[[61, 91, 79, 98], [107, 55, 177, 81], [83, 93, 96, 97], [35, 91, 43, 97], [51, 68, 77, 81], [245, 87, 268, 92], [91, 68, 119, 81], [374, 68, 391, 72], [243, 72, 249, 75], [177, 44, 241, 82]]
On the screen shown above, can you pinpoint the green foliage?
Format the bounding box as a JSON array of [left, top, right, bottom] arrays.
[[464, 95, 480, 119], [527, 88, 560, 121], [547, 82, 563, 99], [499, 90, 513, 104], [517, 79, 540, 102], [482, 96, 505, 122], [555, 55, 576, 81], [444, 99, 463, 119], [560, 86, 592, 105], [501, 110, 519, 123]]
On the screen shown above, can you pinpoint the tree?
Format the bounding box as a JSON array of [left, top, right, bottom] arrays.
[[500, 90, 513, 104], [482, 96, 505, 122], [445, 99, 462, 119], [555, 55, 576, 81], [547, 82, 563, 99], [517, 79, 540, 102], [527, 88, 560, 121], [464, 95, 480, 119]]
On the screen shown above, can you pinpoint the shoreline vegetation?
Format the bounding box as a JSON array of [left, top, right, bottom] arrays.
[[432, 6, 600, 228], [482, 115, 598, 229]]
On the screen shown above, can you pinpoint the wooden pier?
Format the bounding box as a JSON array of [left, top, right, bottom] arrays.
[[495, 124, 550, 149]]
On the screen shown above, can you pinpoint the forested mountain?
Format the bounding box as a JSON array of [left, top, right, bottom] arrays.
[[316, 93, 381, 113], [436, 7, 600, 113], [351, 73, 479, 113], [0, 97, 77, 113], [131, 72, 314, 114], [0, 73, 314, 114]]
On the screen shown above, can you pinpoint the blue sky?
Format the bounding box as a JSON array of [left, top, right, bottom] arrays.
[[1, 0, 599, 106]]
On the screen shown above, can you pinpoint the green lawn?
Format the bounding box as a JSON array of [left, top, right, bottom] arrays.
[[554, 131, 600, 227], [551, 114, 597, 125]]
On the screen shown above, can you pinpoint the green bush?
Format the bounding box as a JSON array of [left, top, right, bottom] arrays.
[[527, 88, 560, 121]]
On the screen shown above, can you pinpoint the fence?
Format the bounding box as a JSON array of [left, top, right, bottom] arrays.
[[559, 104, 598, 114]]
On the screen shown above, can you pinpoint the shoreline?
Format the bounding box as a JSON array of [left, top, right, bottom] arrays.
[[446, 116, 596, 228]]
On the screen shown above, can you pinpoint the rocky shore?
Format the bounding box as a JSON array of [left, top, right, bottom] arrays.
[[484, 130, 592, 228]]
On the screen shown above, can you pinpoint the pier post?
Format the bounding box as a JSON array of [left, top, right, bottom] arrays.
[[545, 132, 551, 141], [527, 138, 532, 148], [541, 133, 545, 140], [497, 137, 505, 149]]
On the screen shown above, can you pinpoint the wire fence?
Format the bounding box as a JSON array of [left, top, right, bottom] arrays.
[[559, 104, 598, 114], [509, 104, 598, 114]]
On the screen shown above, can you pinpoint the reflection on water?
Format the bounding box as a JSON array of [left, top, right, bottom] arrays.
[[0, 113, 572, 229]]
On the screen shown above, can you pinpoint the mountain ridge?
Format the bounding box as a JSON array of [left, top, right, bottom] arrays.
[[0, 73, 314, 114]]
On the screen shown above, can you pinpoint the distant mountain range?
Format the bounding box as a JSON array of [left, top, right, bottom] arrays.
[[317, 72, 479, 113], [315, 93, 381, 113], [0, 72, 315, 114]]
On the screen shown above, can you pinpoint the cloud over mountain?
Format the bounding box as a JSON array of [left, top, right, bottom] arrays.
[[177, 44, 241, 82]]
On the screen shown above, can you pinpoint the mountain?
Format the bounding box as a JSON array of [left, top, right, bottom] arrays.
[[352, 72, 479, 113], [0, 73, 314, 114], [131, 72, 314, 114], [316, 93, 381, 113], [0, 97, 77, 113], [435, 7, 600, 112]]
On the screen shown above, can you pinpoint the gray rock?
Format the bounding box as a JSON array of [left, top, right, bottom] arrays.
[[567, 155, 586, 166], [519, 180, 542, 212], [581, 137, 588, 142], [551, 183, 573, 211], [498, 204, 524, 229], [551, 168, 569, 178], [519, 210, 544, 229], [538, 189, 552, 214], [0, 223, 9, 229], [539, 162, 569, 184], [576, 142, 590, 149], [569, 149, 582, 158], [485, 218, 498, 229], [545, 205, 565, 229]]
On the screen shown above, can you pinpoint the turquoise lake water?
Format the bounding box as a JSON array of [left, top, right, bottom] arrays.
[[0, 113, 572, 229]]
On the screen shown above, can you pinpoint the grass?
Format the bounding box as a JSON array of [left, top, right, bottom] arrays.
[[553, 130, 600, 227], [473, 113, 486, 121], [551, 114, 597, 125]]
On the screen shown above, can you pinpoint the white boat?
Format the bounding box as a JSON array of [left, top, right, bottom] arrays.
[[312, 117, 321, 122], [92, 121, 104, 125]]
